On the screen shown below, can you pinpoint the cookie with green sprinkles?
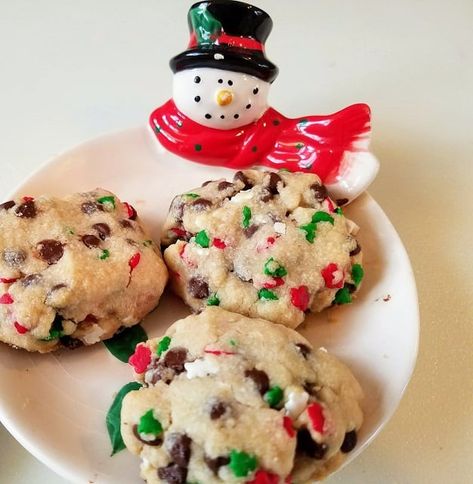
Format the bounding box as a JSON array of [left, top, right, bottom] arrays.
[[120, 307, 364, 484], [161, 169, 364, 329], [0, 189, 168, 352]]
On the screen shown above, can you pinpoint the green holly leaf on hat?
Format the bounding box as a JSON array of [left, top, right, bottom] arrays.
[[189, 4, 223, 45]]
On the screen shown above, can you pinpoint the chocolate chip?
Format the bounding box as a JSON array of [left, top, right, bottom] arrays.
[[311, 183, 328, 202], [166, 433, 192, 467], [191, 198, 212, 211], [147, 360, 174, 384], [346, 283, 357, 294], [0, 200, 15, 211], [245, 368, 269, 395], [303, 381, 318, 396], [50, 283, 67, 292], [157, 463, 187, 484], [81, 234, 100, 248], [92, 223, 111, 240], [81, 201, 103, 214], [266, 173, 282, 195], [2, 248, 26, 267], [15, 200, 36, 218], [120, 220, 134, 229], [341, 430, 357, 453], [169, 197, 185, 222], [295, 343, 311, 359], [204, 455, 230, 475], [349, 242, 361, 257], [188, 277, 209, 299], [60, 336, 84, 350], [209, 400, 228, 420], [132, 424, 162, 446], [22, 273, 42, 286], [336, 198, 349, 206], [260, 189, 273, 202], [296, 428, 328, 459], [233, 171, 253, 190], [126, 238, 139, 247], [37, 240, 64, 265], [243, 224, 259, 238], [201, 180, 213, 187], [163, 347, 188, 374], [217, 181, 234, 191]]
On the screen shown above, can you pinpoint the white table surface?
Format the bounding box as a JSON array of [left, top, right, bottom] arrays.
[[1, 1, 472, 483]]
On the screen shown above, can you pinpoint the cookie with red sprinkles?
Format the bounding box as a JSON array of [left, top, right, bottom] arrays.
[[0, 189, 167, 352], [162, 170, 363, 328], [121, 307, 363, 483]]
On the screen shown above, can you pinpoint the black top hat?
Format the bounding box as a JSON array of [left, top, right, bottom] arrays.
[[170, 0, 279, 82]]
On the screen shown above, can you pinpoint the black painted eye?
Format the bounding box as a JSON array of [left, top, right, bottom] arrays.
[[194, 96, 201, 102], [246, 104, 252, 109], [194, 76, 201, 83], [205, 113, 212, 119], [253, 87, 259, 95], [220, 115, 225, 119], [218, 79, 223, 84], [234, 114, 239, 119], [228, 80, 233, 86]]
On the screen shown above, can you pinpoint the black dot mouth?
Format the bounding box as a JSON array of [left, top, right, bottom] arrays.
[[228, 80, 233, 86], [194, 96, 201, 102], [234, 114, 239, 119], [246, 104, 252, 109], [205, 114, 212, 119], [220, 115, 225, 119], [194, 76, 201, 84]]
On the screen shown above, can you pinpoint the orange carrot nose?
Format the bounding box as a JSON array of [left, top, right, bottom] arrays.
[[216, 90, 233, 106]]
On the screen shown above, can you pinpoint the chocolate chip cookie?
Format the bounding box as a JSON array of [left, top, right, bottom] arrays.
[[0, 190, 168, 352], [122, 307, 363, 483], [161, 170, 363, 328]]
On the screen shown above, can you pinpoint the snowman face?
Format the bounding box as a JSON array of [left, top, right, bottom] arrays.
[[173, 67, 270, 130]]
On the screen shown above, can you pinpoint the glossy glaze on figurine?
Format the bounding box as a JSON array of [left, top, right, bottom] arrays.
[[149, 0, 378, 201]]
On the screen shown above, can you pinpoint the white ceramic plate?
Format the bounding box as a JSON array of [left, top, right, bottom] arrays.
[[0, 127, 419, 483]]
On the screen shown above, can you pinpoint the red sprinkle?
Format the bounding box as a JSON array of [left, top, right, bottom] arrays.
[[128, 344, 151, 373], [285, 477, 292, 484], [290, 286, 310, 311], [123, 202, 137, 220], [257, 235, 277, 253], [263, 277, 285, 289], [170, 227, 188, 238], [283, 416, 295, 438], [22, 196, 35, 202], [0, 293, 14, 305], [321, 263, 344, 289], [247, 470, 280, 484], [178, 243, 187, 258], [170, 270, 181, 280], [0, 277, 17, 284], [212, 238, 227, 249], [128, 253, 141, 271], [14, 322, 28, 334], [307, 402, 325, 434], [204, 347, 236, 356], [324, 198, 335, 213]]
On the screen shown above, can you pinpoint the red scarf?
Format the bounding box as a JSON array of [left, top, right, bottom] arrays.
[[150, 100, 370, 183]]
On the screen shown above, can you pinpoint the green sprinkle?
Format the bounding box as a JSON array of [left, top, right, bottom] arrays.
[[97, 196, 116, 209], [300, 222, 317, 243], [207, 293, 220, 306], [335, 287, 352, 304], [263, 257, 287, 278], [229, 339, 237, 347], [229, 450, 258, 478], [185, 193, 200, 199], [278, 168, 290, 173], [264, 386, 284, 408], [156, 336, 171, 356], [351, 264, 364, 287], [194, 144, 202, 152], [153, 123, 161, 133], [64, 227, 75, 235], [143, 239, 153, 247], [242, 206, 252, 229], [311, 211, 334, 225], [99, 249, 110, 260], [137, 409, 163, 436], [195, 230, 210, 248], [41, 315, 64, 341], [298, 118, 309, 126], [258, 288, 279, 301], [335, 207, 344, 216], [295, 142, 305, 149]]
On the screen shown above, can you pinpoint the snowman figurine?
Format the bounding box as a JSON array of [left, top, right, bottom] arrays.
[[150, 0, 379, 203]]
